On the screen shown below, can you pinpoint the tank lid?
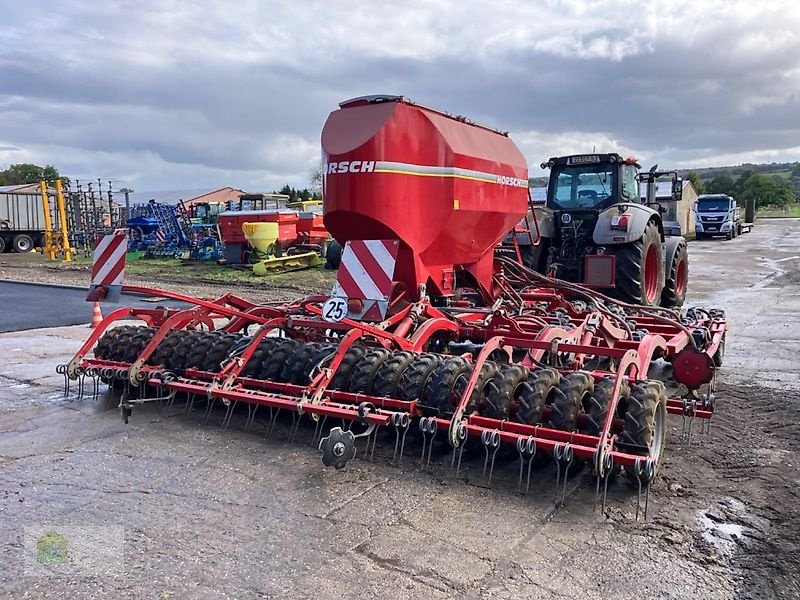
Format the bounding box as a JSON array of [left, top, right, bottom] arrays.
[[339, 94, 404, 108]]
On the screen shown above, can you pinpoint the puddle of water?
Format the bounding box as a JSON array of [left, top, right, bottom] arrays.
[[697, 498, 749, 554]]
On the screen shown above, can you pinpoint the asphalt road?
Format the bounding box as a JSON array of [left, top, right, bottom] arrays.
[[0, 282, 188, 333]]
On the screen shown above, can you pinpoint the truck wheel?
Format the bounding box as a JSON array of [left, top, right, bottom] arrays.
[[661, 240, 688, 308], [0, 236, 6, 253], [12, 234, 34, 253], [611, 221, 664, 306]]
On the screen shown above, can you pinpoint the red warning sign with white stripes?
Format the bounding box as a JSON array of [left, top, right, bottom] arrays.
[[331, 239, 399, 321], [87, 234, 127, 302]]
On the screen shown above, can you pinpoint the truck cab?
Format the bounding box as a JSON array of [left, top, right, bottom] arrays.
[[694, 194, 741, 240]]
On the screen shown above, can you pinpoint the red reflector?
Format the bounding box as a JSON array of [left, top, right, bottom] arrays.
[[347, 298, 363, 313], [612, 236, 626, 242], [610, 214, 630, 231]]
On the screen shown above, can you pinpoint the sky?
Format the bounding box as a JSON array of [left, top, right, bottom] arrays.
[[1, 0, 799, 193]]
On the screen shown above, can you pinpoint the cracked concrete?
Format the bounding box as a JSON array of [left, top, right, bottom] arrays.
[[1, 219, 799, 598]]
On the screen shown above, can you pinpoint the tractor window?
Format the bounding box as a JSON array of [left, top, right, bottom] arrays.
[[549, 164, 616, 210], [622, 165, 639, 201]]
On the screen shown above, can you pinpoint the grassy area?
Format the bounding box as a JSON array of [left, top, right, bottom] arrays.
[[757, 205, 800, 218]]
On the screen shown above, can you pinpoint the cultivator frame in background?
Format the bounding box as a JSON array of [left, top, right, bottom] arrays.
[[59, 270, 726, 517]]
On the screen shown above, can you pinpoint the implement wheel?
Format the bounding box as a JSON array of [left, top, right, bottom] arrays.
[[260, 339, 300, 381], [661, 240, 688, 308], [329, 345, 366, 390], [584, 376, 630, 436], [549, 371, 594, 431], [515, 368, 560, 425], [621, 380, 667, 484], [423, 356, 470, 416], [372, 351, 416, 398], [612, 220, 664, 305], [281, 342, 321, 384], [241, 337, 279, 378], [349, 348, 392, 395], [397, 353, 442, 404], [484, 364, 530, 420]]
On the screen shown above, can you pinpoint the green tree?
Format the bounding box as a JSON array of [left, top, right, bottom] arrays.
[[0, 163, 69, 186], [791, 163, 800, 179], [685, 171, 704, 194], [740, 173, 794, 208], [705, 173, 734, 195]]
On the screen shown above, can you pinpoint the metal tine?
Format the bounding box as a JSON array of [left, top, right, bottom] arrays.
[[516, 436, 536, 495], [312, 415, 328, 447], [221, 400, 237, 430], [369, 425, 379, 460], [288, 412, 302, 443], [77, 373, 85, 400], [553, 443, 573, 506], [185, 393, 196, 415], [419, 418, 429, 464], [425, 420, 438, 470], [266, 407, 281, 439], [482, 430, 500, 487], [244, 404, 258, 432], [203, 397, 216, 424]]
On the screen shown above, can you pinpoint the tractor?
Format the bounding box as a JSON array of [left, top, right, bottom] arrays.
[[521, 154, 689, 308]]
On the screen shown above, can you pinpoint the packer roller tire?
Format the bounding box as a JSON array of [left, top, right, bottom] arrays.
[[240, 337, 280, 378], [584, 375, 630, 437], [94, 325, 139, 360], [483, 364, 530, 420], [260, 339, 300, 381], [203, 333, 244, 373], [302, 344, 338, 383], [372, 351, 416, 398], [281, 342, 322, 385], [397, 353, 442, 403], [185, 332, 220, 371], [548, 371, 594, 432], [329, 345, 367, 390], [454, 360, 498, 415], [122, 328, 156, 364], [168, 330, 209, 372], [349, 348, 392, 395], [148, 330, 189, 367], [422, 356, 470, 416], [621, 380, 667, 484], [515, 368, 560, 426]]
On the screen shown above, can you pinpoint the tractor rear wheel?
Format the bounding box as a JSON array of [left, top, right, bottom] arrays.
[[621, 380, 667, 484], [611, 220, 664, 305], [661, 240, 688, 308]]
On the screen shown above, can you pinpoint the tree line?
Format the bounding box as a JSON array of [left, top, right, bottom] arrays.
[[0, 163, 68, 186], [274, 184, 322, 202], [686, 168, 797, 208]]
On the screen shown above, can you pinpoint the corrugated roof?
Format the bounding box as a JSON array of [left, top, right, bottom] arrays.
[[0, 184, 34, 193], [125, 187, 242, 206]]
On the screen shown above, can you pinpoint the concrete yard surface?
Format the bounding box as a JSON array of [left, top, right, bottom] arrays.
[[1, 219, 799, 599]]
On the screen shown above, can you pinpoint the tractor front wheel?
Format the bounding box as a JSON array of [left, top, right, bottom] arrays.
[[611, 221, 664, 305]]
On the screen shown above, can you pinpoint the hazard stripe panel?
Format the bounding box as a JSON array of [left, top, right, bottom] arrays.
[[91, 234, 127, 287], [331, 239, 399, 301]]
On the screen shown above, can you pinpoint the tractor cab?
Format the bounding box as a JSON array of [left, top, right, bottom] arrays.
[[544, 153, 641, 213]]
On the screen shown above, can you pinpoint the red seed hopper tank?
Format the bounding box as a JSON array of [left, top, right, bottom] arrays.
[[322, 95, 529, 302]]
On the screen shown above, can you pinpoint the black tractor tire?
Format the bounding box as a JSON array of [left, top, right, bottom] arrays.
[[397, 353, 443, 403], [611, 220, 664, 306], [260, 339, 300, 382], [203, 333, 243, 373], [548, 371, 594, 431], [349, 348, 393, 395], [454, 360, 499, 415], [372, 351, 417, 398], [584, 375, 630, 436], [621, 380, 667, 483], [240, 337, 279, 378], [329, 345, 367, 390], [281, 342, 321, 385], [661, 240, 689, 309], [0, 236, 6, 253], [12, 233, 34, 253], [484, 364, 530, 420], [325, 240, 343, 269], [515, 368, 560, 426]]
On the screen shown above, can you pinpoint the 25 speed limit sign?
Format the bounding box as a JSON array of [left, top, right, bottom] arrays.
[[321, 297, 348, 322]]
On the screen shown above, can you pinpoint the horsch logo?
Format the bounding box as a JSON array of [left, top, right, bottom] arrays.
[[325, 161, 376, 174]]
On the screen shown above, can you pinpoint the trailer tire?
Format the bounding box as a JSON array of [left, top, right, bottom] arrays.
[[0, 236, 5, 253], [611, 220, 664, 305], [661, 240, 688, 308], [372, 351, 416, 398], [484, 364, 530, 420], [516, 368, 560, 426], [349, 348, 392, 395], [397, 353, 442, 403], [260, 339, 300, 381], [621, 380, 667, 484], [12, 234, 34, 253], [329, 345, 367, 390], [549, 371, 594, 432]]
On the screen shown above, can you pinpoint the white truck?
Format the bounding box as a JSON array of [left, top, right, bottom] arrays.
[[694, 194, 751, 240]]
